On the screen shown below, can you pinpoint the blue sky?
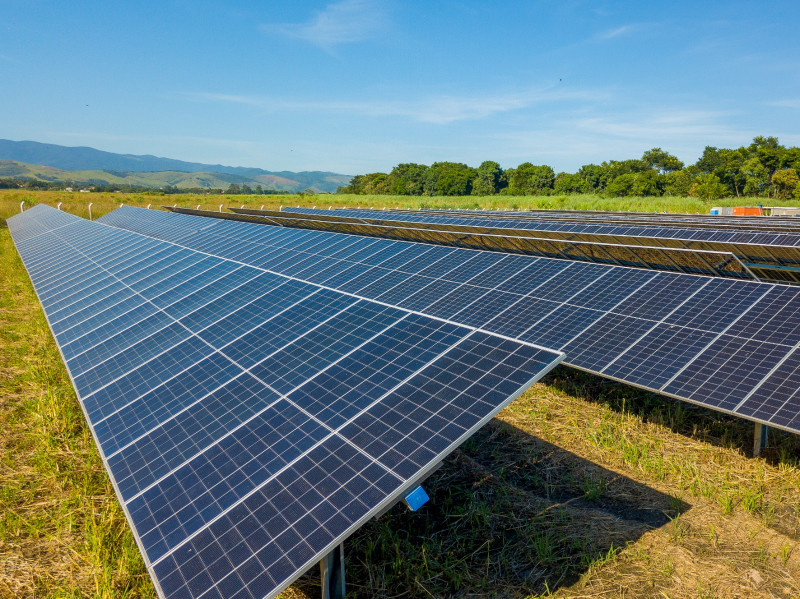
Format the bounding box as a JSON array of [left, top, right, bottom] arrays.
[[2, 0, 799, 175]]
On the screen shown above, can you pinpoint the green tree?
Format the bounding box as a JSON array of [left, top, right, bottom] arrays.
[[554, 172, 588, 194], [642, 147, 684, 173], [509, 163, 555, 195], [716, 149, 747, 197], [663, 169, 696, 197], [605, 171, 661, 197], [576, 164, 606, 192], [695, 146, 724, 174], [361, 173, 389, 194], [424, 162, 476, 196], [386, 163, 427, 195], [772, 168, 800, 199], [749, 136, 783, 175], [742, 157, 769, 196], [689, 173, 726, 201], [471, 161, 503, 195]]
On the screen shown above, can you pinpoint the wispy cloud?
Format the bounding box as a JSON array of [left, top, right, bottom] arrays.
[[488, 107, 754, 169], [262, 0, 387, 50], [594, 24, 643, 41], [186, 87, 601, 125], [766, 99, 800, 109]]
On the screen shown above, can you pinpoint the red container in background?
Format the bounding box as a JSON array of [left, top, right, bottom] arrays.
[[731, 206, 764, 216]]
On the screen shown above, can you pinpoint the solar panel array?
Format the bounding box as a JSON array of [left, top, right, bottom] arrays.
[[279, 207, 800, 284], [8, 204, 563, 599], [223, 207, 756, 280], [411, 208, 800, 233], [101, 206, 800, 435]]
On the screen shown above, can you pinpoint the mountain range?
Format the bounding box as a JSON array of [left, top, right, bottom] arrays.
[[0, 139, 351, 193]]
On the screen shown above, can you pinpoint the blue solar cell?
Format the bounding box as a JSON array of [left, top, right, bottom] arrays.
[[248, 301, 405, 394], [218, 291, 356, 369], [481, 295, 559, 337], [423, 283, 492, 320], [94, 352, 245, 456], [196, 279, 316, 348], [663, 336, 790, 411], [109, 373, 281, 500], [520, 304, 605, 349], [495, 259, 570, 295], [602, 324, 717, 389], [83, 336, 215, 421], [664, 279, 769, 333]]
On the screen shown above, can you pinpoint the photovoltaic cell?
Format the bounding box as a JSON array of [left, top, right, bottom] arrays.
[[9, 204, 563, 599]]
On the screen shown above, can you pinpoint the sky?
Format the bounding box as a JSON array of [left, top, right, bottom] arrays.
[[2, 0, 799, 175]]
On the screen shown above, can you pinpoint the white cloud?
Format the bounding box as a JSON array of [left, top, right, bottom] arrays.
[[766, 99, 800, 109], [486, 108, 756, 170], [262, 0, 387, 50], [186, 87, 601, 125], [594, 24, 644, 41]]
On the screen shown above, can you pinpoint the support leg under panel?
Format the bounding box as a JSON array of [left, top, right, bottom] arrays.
[[753, 422, 769, 457], [320, 543, 345, 599]]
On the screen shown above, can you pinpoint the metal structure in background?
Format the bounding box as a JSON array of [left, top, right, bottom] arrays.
[[278, 207, 800, 285], [213, 207, 757, 281], [412, 208, 800, 233]]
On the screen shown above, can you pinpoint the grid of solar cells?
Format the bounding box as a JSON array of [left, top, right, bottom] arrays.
[[281, 206, 800, 271], [226, 207, 755, 280], [9, 204, 563, 599], [408, 208, 800, 233], [100, 205, 800, 439]]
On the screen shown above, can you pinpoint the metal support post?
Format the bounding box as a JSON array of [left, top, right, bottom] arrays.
[[319, 543, 345, 599], [88, 202, 93, 220], [19, 201, 24, 213], [753, 422, 769, 457]]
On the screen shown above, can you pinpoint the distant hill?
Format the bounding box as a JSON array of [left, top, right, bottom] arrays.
[[0, 139, 351, 193]]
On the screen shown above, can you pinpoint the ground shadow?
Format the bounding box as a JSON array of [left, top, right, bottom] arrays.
[[287, 418, 689, 598], [543, 365, 800, 465]]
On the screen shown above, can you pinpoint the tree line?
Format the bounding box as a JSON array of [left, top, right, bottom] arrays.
[[337, 137, 800, 201]]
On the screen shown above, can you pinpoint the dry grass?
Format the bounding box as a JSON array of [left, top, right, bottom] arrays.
[[3, 190, 800, 598]]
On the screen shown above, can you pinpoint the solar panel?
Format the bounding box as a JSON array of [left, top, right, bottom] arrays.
[[8, 204, 563, 599], [277, 207, 800, 284], [405, 208, 800, 233], [100, 205, 800, 439], [223, 207, 756, 280]]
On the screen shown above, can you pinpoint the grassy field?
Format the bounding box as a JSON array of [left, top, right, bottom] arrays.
[[3, 189, 800, 598]]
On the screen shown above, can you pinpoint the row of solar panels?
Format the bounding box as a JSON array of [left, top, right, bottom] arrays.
[[411, 208, 800, 233], [205, 207, 755, 281], [13, 202, 800, 599], [274, 206, 800, 284], [109, 206, 800, 433], [8, 205, 562, 599]]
